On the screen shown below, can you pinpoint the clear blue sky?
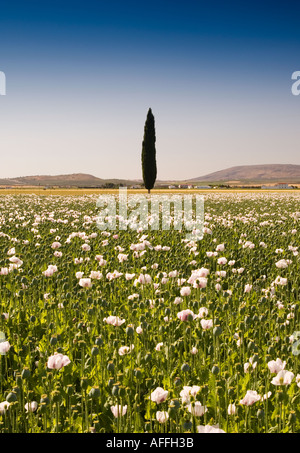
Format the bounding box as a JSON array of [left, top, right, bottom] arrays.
[[0, 0, 300, 180]]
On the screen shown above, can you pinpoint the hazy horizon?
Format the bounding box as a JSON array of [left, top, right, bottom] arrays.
[[1, 0, 300, 180]]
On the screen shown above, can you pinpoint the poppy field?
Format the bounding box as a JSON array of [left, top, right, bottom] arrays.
[[0, 191, 300, 433]]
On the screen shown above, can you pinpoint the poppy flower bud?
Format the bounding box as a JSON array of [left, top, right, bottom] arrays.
[[112, 384, 119, 396], [6, 392, 17, 403], [50, 335, 58, 346], [108, 378, 114, 388], [276, 390, 284, 402], [159, 325, 165, 334], [183, 421, 192, 431], [119, 385, 126, 397], [38, 402, 47, 414], [169, 399, 180, 413], [207, 301, 215, 310], [288, 411, 296, 424], [21, 367, 31, 380], [107, 361, 115, 373], [257, 409, 264, 420], [80, 377, 89, 390], [212, 365, 219, 375], [174, 377, 181, 387], [145, 378, 152, 388], [51, 390, 61, 403], [181, 363, 190, 372], [16, 374, 22, 386], [134, 368, 142, 380], [91, 346, 99, 356], [126, 325, 134, 337], [228, 387, 235, 398], [207, 345, 214, 355], [216, 385, 223, 396], [87, 307, 95, 316], [268, 346, 275, 355], [213, 325, 222, 337], [89, 386, 100, 399], [144, 353, 152, 363], [40, 394, 50, 406], [95, 336, 103, 347], [168, 406, 177, 419]]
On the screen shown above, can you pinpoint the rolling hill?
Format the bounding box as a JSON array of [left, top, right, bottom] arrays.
[[0, 173, 140, 187], [189, 164, 300, 184], [1, 164, 300, 188]]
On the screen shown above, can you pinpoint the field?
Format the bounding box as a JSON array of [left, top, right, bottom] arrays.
[[0, 190, 299, 433]]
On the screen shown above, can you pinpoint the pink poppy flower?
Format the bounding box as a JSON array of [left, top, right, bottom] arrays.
[[271, 370, 294, 386], [155, 342, 164, 351], [156, 411, 169, 423], [180, 385, 201, 404], [118, 345, 134, 355], [200, 319, 213, 330], [217, 257, 227, 265], [196, 425, 225, 433], [239, 390, 261, 406], [267, 358, 286, 374], [0, 401, 10, 414], [104, 316, 125, 326], [0, 341, 10, 355], [89, 271, 103, 280], [151, 387, 168, 404], [180, 286, 191, 297], [42, 265, 58, 277], [177, 309, 195, 322], [51, 242, 61, 249], [244, 284, 252, 293], [111, 405, 127, 417], [47, 352, 71, 370], [25, 401, 38, 412], [187, 401, 208, 416], [79, 278, 92, 288]]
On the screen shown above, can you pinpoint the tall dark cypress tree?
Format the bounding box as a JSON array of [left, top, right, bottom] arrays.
[[141, 108, 157, 194]]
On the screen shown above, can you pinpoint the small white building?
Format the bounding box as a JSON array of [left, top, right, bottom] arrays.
[[262, 183, 293, 189]]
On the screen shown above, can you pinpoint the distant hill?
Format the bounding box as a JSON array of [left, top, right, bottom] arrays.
[[1, 164, 300, 188], [0, 173, 141, 188], [189, 164, 300, 184]]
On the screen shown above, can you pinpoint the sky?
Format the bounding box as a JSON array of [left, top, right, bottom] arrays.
[[0, 0, 300, 181]]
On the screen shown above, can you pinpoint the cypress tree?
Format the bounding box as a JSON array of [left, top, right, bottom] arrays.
[[141, 108, 157, 194]]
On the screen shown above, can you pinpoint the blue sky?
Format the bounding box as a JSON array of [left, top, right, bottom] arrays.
[[0, 0, 300, 180]]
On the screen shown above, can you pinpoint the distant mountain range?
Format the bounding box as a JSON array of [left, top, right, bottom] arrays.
[[0, 173, 140, 187], [0, 164, 300, 188], [188, 164, 300, 184]]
